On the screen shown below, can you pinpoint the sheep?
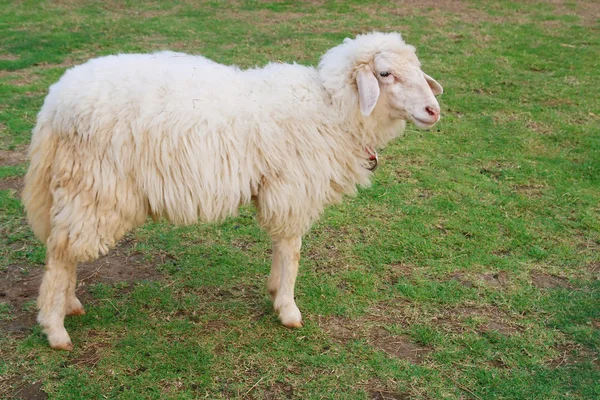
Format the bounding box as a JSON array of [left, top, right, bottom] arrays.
[[22, 31, 443, 350]]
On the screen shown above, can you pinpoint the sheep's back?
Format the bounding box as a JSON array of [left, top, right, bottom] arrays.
[[37, 52, 345, 227]]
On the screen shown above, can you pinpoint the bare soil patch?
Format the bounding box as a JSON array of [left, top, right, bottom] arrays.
[[513, 183, 547, 198], [70, 343, 109, 368], [193, 283, 259, 302], [369, 390, 409, 400], [318, 315, 431, 364], [369, 327, 431, 364], [201, 319, 229, 332], [8, 380, 47, 400], [0, 54, 20, 61], [547, 342, 600, 369], [388, 0, 600, 26], [318, 315, 362, 342], [450, 271, 509, 288], [527, 120, 553, 135], [75, 238, 164, 295], [0, 176, 24, 195], [530, 271, 572, 289], [441, 306, 518, 335], [265, 381, 295, 400], [0, 150, 27, 167], [385, 263, 414, 285], [588, 262, 599, 279], [0, 69, 40, 86], [545, 0, 600, 26], [69, 330, 117, 368], [0, 237, 164, 338]]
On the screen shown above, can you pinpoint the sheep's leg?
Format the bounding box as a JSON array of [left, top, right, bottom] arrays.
[[272, 236, 303, 328], [37, 256, 75, 351], [267, 240, 282, 299], [65, 262, 84, 316]]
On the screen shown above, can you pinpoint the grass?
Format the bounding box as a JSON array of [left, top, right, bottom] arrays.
[[1, 0, 599, 398]]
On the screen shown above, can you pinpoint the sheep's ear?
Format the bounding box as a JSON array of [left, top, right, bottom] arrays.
[[423, 72, 443, 95], [356, 68, 380, 116]]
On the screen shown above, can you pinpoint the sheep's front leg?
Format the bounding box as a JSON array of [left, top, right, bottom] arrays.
[[271, 236, 303, 328], [267, 240, 282, 299], [37, 256, 74, 350]]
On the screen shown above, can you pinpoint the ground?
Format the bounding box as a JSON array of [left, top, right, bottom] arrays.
[[0, 0, 599, 399]]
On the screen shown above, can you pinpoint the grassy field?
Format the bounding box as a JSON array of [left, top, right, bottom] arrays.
[[1, 0, 599, 398]]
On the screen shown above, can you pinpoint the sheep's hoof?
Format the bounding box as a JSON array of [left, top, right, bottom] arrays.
[[278, 304, 303, 328], [282, 319, 304, 329], [45, 327, 73, 351], [51, 341, 74, 351], [66, 307, 86, 316]]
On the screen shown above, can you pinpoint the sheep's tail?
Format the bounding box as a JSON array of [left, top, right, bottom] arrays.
[[22, 118, 57, 243]]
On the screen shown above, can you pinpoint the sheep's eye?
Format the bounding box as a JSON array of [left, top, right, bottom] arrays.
[[379, 71, 391, 77]]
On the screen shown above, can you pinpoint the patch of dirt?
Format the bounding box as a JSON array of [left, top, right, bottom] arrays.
[[0, 69, 41, 86], [9, 381, 47, 400], [390, 0, 599, 27], [70, 340, 110, 368], [577, 235, 600, 252], [318, 315, 362, 342], [0, 54, 20, 61], [193, 284, 259, 302], [480, 271, 509, 287], [0, 150, 27, 167], [417, 188, 434, 199], [479, 160, 520, 181], [0, 176, 24, 195], [75, 239, 164, 295], [383, 0, 495, 25], [526, 120, 553, 135], [32, 59, 76, 70], [513, 183, 547, 198], [547, 343, 599, 369], [482, 321, 514, 336], [201, 319, 229, 332], [67, 329, 118, 368], [588, 262, 600, 280], [0, 238, 165, 338], [543, 97, 574, 107], [369, 327, 431, 364], [304, 232, 354, 272], [364, 298, 414, 326], [530, 271, 572, 289], [450, 271, 509, 288], [264, 381, 295, 400], [441, 306, 518, 335], [385, 263, 414, 285], [545, 0, 600, 26], [318, 315, 431, 364], [369, 390, 409, 400], [0, 264, 38, 309], [394, 168, 413, 179]]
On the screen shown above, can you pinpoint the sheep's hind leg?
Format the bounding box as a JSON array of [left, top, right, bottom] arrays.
[[272, 236, 303, 328], [65, 260, 85, 316], [37, 254, 75, 351]]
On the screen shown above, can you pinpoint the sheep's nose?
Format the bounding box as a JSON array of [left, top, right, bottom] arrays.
[[425, 106, 440, 120]]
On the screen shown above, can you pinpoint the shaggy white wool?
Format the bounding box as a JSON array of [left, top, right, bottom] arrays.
[[22, 31, 443, 350]]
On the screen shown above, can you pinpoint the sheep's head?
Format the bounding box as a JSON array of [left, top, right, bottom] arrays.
[[319, 32, 443, 131], [356, 48, 443, 129]]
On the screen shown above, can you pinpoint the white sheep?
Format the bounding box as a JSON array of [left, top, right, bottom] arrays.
[[22, 32, 443, 350]]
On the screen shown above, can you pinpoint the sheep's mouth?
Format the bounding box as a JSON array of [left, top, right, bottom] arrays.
[[411, 115, 437, 129]]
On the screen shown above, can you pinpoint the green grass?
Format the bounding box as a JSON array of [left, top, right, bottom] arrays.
[[1, 0, 599, 398]]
